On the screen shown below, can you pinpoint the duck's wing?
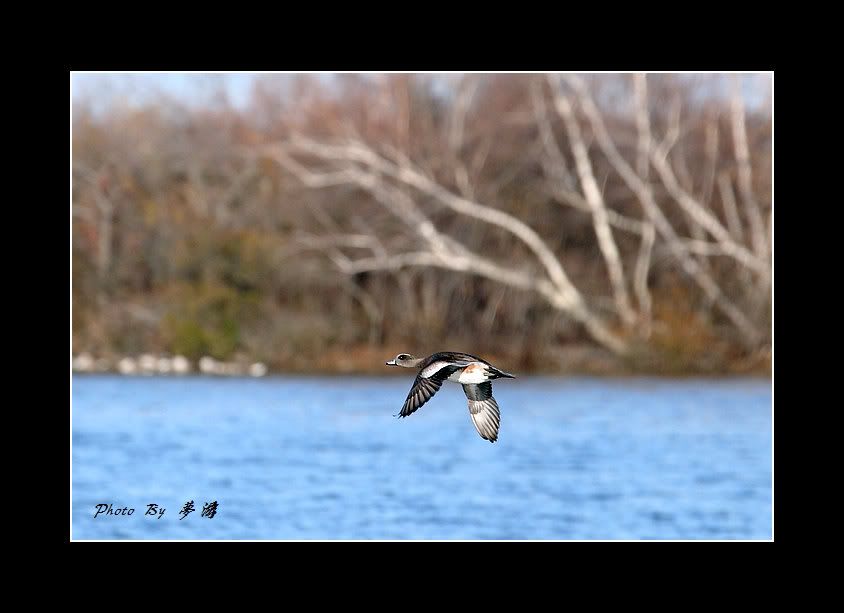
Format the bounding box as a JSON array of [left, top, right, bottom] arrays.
[[426, 352, 482, 368], [398, 363, 460, 418], [420, 359, 468, 378], [462, 382, 500, 443]]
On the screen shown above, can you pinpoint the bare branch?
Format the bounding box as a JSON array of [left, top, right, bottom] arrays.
[[75, 168, 115, 281], [267, 135, 628, 354], [343, 280, 383, 345], [481, 286, 508, 331], [561, 73, 761, 345], [547, 76, 637, 326], [650, 102, 767, 275], [701, 114, 720, 207], [292, 232, 387, 252], [286, 137, 586, 307], [630, 74, 654, 329], [483, 140, 545, 197], [633, 222, 655, 337], [651, 148, 765, 273], [718, 172, 744, 243], [531, 81, 575, 190], [449, 76, 479, 152], [262, 146, 357, 189], [548, 182, 730, 258], [545, 179, 649, 236], [633, 74, 651, 180], [470, 135, 492, 177], [731, 75, 769, 264]]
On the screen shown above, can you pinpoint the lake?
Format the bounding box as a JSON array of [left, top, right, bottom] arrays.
[[71, 375, 772, 540]]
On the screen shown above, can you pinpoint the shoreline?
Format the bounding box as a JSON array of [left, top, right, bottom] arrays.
[[70, 369, 772, 381], [71, 342, 771, 380]]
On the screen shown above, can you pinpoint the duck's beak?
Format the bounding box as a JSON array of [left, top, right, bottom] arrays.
[[386, 359, 397, 366]]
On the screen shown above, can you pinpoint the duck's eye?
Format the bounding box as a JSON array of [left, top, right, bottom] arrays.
[[399, 354, 409, 360]]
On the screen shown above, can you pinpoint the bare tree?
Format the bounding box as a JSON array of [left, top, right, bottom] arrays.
[[544, 74, 767, 347], [257, 73, 771, 356], [535, 80, 637, 328], [73, 73, 771, 371], [263, 136, 628, 354]]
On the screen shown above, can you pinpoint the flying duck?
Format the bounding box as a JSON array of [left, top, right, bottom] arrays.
[[386, 351, 515, 443]]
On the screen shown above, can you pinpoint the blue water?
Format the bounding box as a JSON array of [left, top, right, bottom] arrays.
[[72, 375, 772, 540]]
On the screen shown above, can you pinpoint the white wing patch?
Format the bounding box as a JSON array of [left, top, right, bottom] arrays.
[[420, 361, 454, 379], [457, 363, 489, 384]]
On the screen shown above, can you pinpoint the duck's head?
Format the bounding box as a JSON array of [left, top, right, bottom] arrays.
[[386, 353, 421, 368]]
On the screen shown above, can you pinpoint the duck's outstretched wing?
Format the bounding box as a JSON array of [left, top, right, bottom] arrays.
[[398, 364, 460, 418], [462, 382, 500, 442]]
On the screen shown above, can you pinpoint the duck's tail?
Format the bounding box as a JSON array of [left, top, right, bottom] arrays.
[[489, 366, 516, 379]]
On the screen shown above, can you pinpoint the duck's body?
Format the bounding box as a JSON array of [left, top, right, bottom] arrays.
[[386, 351, 515, 443]]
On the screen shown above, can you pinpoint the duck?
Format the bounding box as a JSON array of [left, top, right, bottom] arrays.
[[386, 351, 515, 443]]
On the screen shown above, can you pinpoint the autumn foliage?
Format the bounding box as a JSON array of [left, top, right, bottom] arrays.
[[72, 74, 771, 374]]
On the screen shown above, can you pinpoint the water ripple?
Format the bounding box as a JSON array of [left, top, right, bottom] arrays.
[[72, 375, 772, 540]]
